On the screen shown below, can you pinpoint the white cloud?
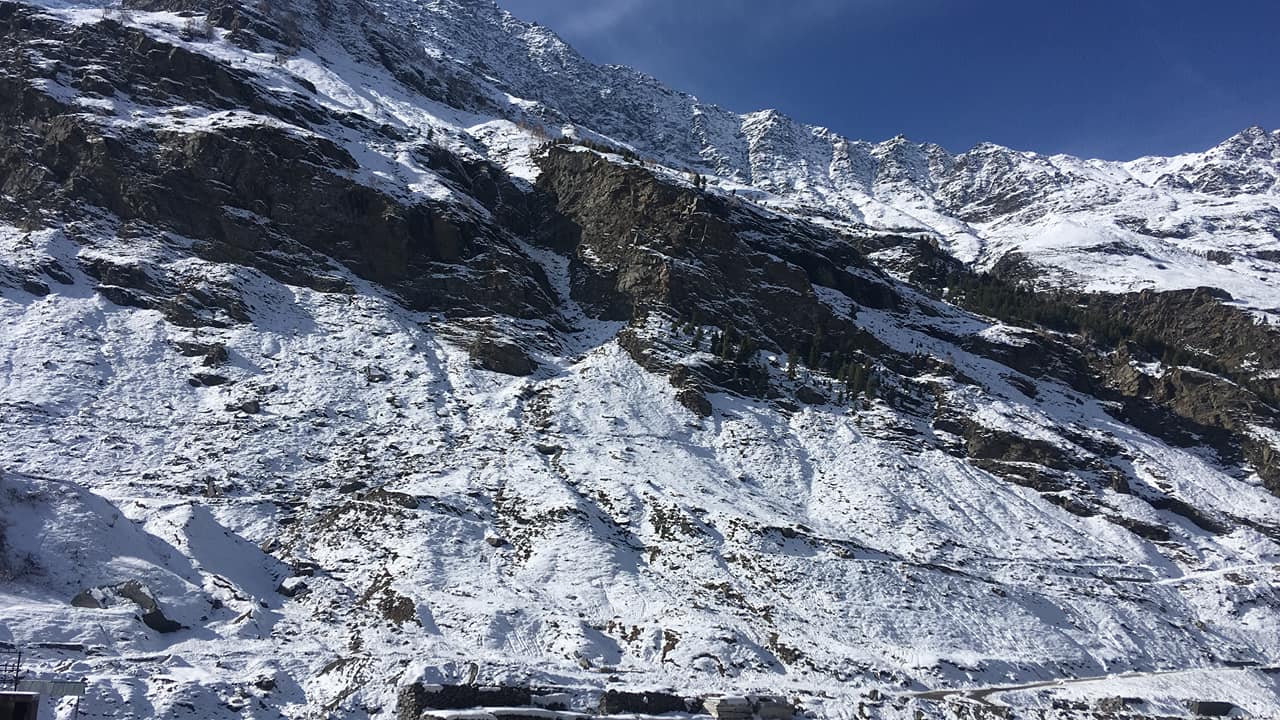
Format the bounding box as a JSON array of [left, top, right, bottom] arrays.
[[557, 0, 648, 35], [535, 0, 933, 39]]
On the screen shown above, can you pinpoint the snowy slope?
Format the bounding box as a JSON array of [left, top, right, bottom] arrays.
[[0, 1, 1278, 719], [4, 218, 1280, 719]]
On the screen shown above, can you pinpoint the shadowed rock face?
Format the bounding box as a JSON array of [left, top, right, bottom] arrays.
[[535, 147, 898, 353], [0, 2, 557, 319], [532, 147, 1280, 498], [70, 580, 185, 633], [1074, 290, 1280, 490], [469, 336, 537, 376], [1084, 288, 1280, 405]]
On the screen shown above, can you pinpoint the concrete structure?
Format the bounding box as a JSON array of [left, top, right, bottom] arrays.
[[754, 696, 794, 720], [0, 691, 40, 720], [1186, 700, 1240, 717], [703, 696, 753, 720], [16, 679, 86, 698]]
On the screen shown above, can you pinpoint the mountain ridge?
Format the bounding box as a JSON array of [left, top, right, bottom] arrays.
[[340, 0, 1280, 309]]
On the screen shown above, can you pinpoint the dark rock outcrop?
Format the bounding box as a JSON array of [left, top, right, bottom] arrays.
[[535, 148, 898, 357], [469, 337, 538, 376], [0, 3, 557, 320]]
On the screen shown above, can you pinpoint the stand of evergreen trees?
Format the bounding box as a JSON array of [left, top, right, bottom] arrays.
[[943, 271, 1265, 394], [949, 271, 1181, 355], [943, 271, 1131, 343], [706, 326, 759, 366], [672, 318, 878, 405]]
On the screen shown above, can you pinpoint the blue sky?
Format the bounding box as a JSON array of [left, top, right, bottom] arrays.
[[495, 0, 1280, 159]]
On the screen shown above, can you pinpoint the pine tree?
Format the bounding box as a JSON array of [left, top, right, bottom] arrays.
[[826, 351, 842, 375], [848, 363, 866, 397], [786, 350, 798, 380], [719, 328, 736, 360], [807, 328, 823, 368]]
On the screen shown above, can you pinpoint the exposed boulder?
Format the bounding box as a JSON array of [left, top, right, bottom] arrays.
[[667, 364, 713, 416], [226, 398, 260, 414], [532, 442, 561, 456], [469, 337, 537, 376], [174, 340, 230, 366], [794, 385, 829, 406], [70, 587, 109, 609], [675, 386, 713, 417], [70, 580, 185, 633], [189, 372, 230, 387], [20, 278, 49, 296], [360, 571, 418, 626], [275, 577, 308, 598], [364, 488, 420, 510]]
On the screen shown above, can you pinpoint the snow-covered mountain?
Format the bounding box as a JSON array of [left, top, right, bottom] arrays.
[[335, 0, 1280, 312], [1, 1, 1279, 719]]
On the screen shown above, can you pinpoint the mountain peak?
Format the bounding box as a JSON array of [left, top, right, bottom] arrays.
[[1211, 124, 1278, 157]]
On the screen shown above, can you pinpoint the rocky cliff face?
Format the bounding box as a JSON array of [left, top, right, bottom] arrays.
[[1, 1, 1279, 719]]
